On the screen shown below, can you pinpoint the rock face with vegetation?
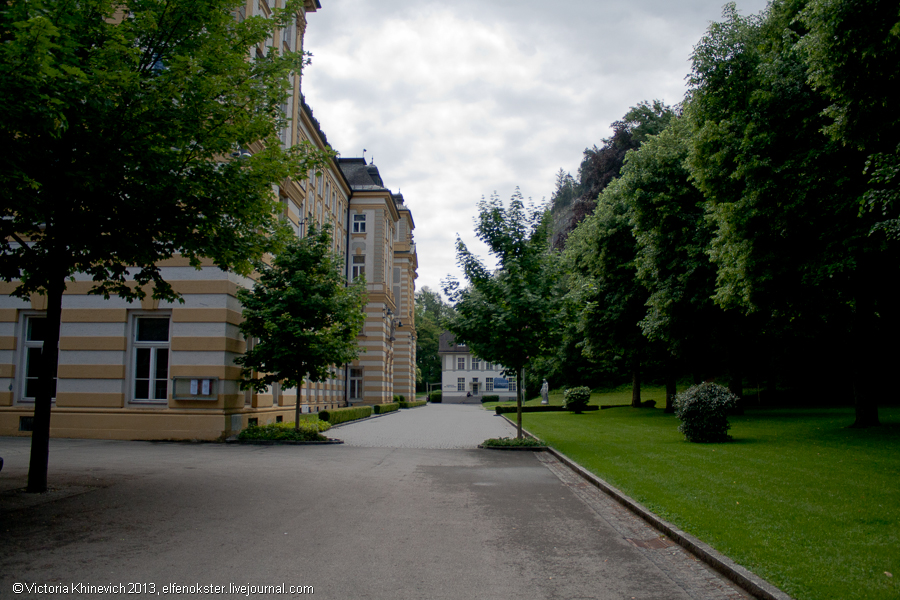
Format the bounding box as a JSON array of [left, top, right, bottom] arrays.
[[674, 383, 739, 443]]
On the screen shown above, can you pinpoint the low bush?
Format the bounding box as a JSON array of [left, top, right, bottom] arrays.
[[238, 421, 331, 442], [393, 394, 406, 402], [495, 405, 599, 414], [482, 436, 546, 447], [318, 406, 373, 425], [674, 382, 739, 442], [399, 400, 426, 409], [563, 386, 592, 413], [429, 391, 442, 403], [373, 402, 399, 414], [481, 395, 500, 403]]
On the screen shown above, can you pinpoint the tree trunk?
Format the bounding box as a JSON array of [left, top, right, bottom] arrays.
[[27, 276, 64, 493], [631, 363, 641, 408], [516, 366, 523, 439], [665, 363, 677, 414]]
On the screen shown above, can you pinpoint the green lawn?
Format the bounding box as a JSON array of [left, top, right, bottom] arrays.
[[510, 398, 899, 600]]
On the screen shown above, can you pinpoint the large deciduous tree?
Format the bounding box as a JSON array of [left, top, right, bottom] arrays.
[[685, 0, 899, 426], [235, 224, 366, 427], [444, 190, 561, 438], [0, 0, 331, 491]]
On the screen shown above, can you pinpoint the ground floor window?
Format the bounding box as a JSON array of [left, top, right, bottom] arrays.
[[350, 368, 363, 399], [457, 377, 465, 391], [133, 316, 170, 402], [485, 378, 494, 392], [22, 316, 56, 401], [509, 377, 517, 392]]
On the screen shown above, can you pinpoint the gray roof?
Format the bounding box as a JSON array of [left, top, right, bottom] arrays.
[[438, 331, 467, 353], [338, 157, 386, 190]]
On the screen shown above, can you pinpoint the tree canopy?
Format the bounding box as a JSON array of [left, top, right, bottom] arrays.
[[0, 0, 331, 491], [236, 225, 366, 427], [444, 190, 561, 437]]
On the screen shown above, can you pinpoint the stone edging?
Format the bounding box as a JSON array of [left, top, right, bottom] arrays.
[[476, 444, 548, 451], [499, 415, 794, 600]]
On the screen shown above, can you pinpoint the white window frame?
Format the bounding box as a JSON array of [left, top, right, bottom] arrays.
[[486, 378, 494, 392], [472, 357, 480, 370], [457, 377, 465, 392], [457, 356, 465, 370], [349, 367, 363, 399], [352, 255, 365, 280], [353, 214, 366, 233], [18, 314, 56, 404], [130, 315, 171, 404]]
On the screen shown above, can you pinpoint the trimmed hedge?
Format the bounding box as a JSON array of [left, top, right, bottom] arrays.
[[393, 394, 406, 403], [495, 405, 600, 415], [373, 402, 399, 414], [481, 395, 501, 403], [563, 386, 592, 413], [399, 400, 427, 409], [675, 382, 738, 442], [429, 391, 442, 403], [238, 421, 331, 442], [318, 406, 373, 425]]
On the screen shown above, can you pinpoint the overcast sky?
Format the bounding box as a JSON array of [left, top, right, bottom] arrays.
[[303, 0, 770, 300]]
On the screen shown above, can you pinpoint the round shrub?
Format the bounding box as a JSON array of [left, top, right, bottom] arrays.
[[674, 383, 739, 442], [563, 386, 591, 413]]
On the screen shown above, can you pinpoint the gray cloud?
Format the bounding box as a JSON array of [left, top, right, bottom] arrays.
[[303, 0, 769, 298]]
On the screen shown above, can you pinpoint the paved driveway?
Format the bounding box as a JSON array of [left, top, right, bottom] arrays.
[[337, 403, 515, 448], [0, 405, 749, 599]]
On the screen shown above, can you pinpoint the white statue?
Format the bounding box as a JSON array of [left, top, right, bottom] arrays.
[[540, 379, 549, 405]]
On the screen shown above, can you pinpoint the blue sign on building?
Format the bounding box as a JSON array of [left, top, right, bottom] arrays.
[[492, 378, 509, 390]]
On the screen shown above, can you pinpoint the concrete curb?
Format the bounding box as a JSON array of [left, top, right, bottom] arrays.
[[500, 415, 794, 600]]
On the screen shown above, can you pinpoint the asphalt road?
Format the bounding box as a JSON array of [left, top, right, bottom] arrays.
[[0, 405, 749, 599]]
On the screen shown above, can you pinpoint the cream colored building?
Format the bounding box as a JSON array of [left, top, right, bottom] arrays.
[[0, 0, 417, 440]]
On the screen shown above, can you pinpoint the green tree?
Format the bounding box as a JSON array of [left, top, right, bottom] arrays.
[[443, 190, 561, 437], [0, 0, 331, 491], [236, 225, 366, 427], [625, 116, 721, 411], [564, 178, 651, 408], [414, 286, 453, 391], [800, 0, 900, 239], [686, 1, 899, 426]]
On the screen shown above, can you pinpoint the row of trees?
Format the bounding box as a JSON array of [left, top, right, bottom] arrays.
[[446, 0, 900, 429]]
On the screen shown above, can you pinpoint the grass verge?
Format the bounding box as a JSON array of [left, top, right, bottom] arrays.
[[521, 402, 899, 600]]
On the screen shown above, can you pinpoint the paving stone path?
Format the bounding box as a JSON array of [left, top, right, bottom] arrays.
[[0, 404, 755, 599], [336, 403, 516, 448]]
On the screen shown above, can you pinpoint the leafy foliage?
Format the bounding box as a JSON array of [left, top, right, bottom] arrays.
[[444, 189, 562, 437], [318, 406, 373, 425], [0, 0, 332, 492], [414, 287, 454, 389], [562, 386, 591, 413], [238, 421, 331, 442], [482, 437, 546, 448], [674, 382, 739, 442], [373, 403, 399, 414], [236, 224, 366, 394]]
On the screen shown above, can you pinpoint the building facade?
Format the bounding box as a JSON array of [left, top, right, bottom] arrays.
[[0, 0, 417, 440], [438, 332, 516, 402]]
